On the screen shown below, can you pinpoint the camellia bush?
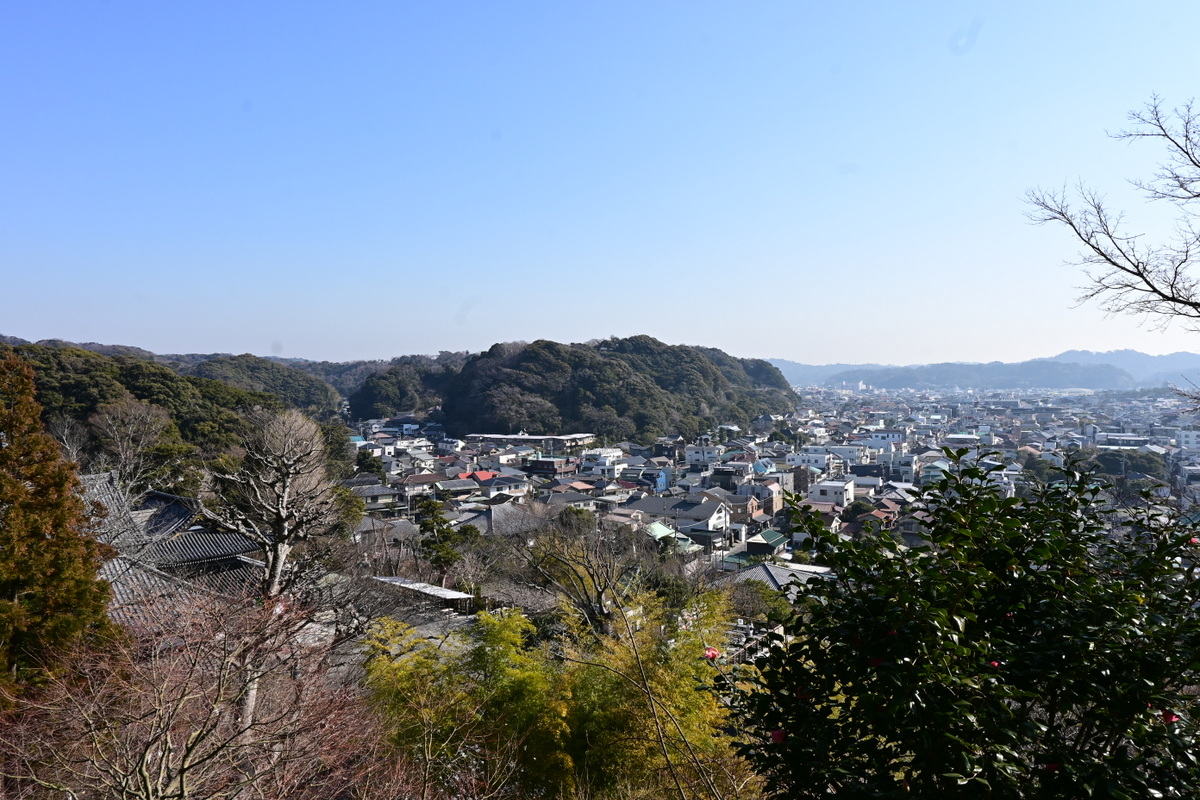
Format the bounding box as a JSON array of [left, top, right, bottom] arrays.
[[721, 453, 1200, 799]]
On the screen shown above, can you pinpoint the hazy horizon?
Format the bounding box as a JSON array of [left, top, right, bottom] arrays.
[[10, 328, 1200, 371]]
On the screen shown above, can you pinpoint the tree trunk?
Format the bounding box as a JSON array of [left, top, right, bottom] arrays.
[[264, 542, 292, 599]]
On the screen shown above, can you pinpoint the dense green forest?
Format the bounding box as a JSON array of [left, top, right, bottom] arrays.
[[2, 334, 799, 443], [286, 351, 472, 398], [179, 353, 342, 416], [348, 336, 798, 440], [437, 337, 798, 441], [10, 344, 282, 454], [346, 354, 467, 420], [3, 335, 344, 418]]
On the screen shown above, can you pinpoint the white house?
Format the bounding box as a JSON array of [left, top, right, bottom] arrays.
[[580, 447, 628, 479], [807, 477, 856, 507], [875, 451, 918, 483], [786, 451, 832, 470], [861, 429, 908, 450], [685, 440, 725, 466], [801, 444, 870, 466]]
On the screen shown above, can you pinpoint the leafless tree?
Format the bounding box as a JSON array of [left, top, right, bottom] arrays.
[[1028, 96, 1200, 329], [0, 597, 406, 800], [452, 547, 499, 595], [45, 413, 90, 467], [497, 506, 650, 637], [89, 397, 173, 500], [200, 408, 349, 599]]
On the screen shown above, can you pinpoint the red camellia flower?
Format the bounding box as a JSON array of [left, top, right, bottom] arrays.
[[1190, 537, 1199, 545], [704, 646, 720, 660], [1162, 710, 1180, 723], [989, 661, 999, 667], [869, 657, 884, 667], [770, 729, 786, 743], [1043, 763, 1061, 772]]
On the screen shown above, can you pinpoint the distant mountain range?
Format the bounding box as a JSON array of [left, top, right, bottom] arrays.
[[768, 350, 1200, 390], [1038, 350, 1200, 386]]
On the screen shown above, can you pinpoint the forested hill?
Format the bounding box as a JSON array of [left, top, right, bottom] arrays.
[[1, 336, 344, 417], [353, 336, 799, 441], [6, 343, 283, 454], [177, 354, 340, 417], [3, 333, 798, 443]]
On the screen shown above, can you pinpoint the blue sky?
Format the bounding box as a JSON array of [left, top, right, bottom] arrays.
[[3, 1, 1200, 365]]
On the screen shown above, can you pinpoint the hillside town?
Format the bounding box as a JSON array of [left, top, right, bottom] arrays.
[[10, 338, 1200, 799], [8, 329, 1200, 800], [340, 384, 1200, 586], [80, 377, 1200, 651]]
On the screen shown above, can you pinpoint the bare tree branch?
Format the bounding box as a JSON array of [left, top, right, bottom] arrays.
[[1028, 97, 1200, 330], [198, 409, 349, 600], [88, 398, 173, 501], [0, 598, 396, 800]]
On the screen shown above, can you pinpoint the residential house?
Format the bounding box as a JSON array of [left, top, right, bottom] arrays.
[[685, 436, 725, 466], [744, 529, 789, 558], [580, 447, 628, 478], [624, 495, 731, 548], [807, 477, 855, 507], [523, 457, 578, 480], [352, 483, 406, 515]]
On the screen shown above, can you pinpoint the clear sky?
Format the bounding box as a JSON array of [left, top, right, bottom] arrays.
[[3, 1, 1200, 365]]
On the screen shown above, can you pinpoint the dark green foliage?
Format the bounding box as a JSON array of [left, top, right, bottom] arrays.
[[347, 357, 457, 420], [1022, 455, 1058, 483], [321, 419, 358, 482], [840, 498, 876, 522], [12, 345, 129, 420], [0, 352, 111, 690], [1088, 448, 1167, 481], [729, 579, 794, 624], [181, 354, 342, 417], [440, 336, 798, 442], [352, 336, 797, 441], [604, 335, 735, 395], [298, 351, 471, 399], [13, 337, 160, 361], [355, 449, 387, 483], [287, 359, 390, 397], [415, 497, 481, 582], [697, 347, 794, 392], [14, 344, 279, 455], [723, 454, 1200, 798], [15, 335, 798, 446], [1023, 451, 1169, 500], [182, 376, 282, 451]]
